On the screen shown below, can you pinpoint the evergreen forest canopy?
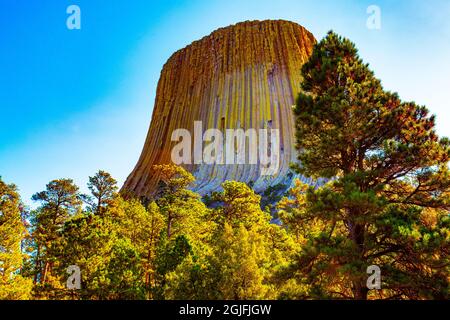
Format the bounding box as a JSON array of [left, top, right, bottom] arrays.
[[0, 31, 448, 300]]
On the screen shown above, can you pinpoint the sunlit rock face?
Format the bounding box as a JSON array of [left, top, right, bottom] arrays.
[[122, 20, 317, 198]]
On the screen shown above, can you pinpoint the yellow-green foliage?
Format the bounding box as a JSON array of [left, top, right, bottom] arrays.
[[1, 159, 448, 300], [0, 178, 33, 299]]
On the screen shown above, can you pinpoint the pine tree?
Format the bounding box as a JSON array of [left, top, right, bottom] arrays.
[[150, 165, 213, 299], [30, 178, 82, 297], [153, 233, 193, 299], [289, 31, 450, 299], [58, 172, 159, 299], [85, 170, 118, 216], [112, 198, 165, 299], [212, 181, 271, 229], [153, 164, 210, 240], [58, 212, 115, 299], [210, 223, 269, 299], [206, 181, 291, 300], [0, 178, 33, 299]]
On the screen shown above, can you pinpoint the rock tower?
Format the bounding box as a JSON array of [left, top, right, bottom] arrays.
[[122, 20, 316, 198]]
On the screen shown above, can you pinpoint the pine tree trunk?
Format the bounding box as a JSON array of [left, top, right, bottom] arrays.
[[42, 261, 49, 284], [34, 245, 41, 284], [349, 221, 368, 300], [167, 214, 172, 238], [353, 281, 368, 300]]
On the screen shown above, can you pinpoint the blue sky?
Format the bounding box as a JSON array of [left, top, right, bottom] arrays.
[[1, 0, 450, 206]]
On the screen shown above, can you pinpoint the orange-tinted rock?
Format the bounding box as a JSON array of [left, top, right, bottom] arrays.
[[122, 20, 316, 198]]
